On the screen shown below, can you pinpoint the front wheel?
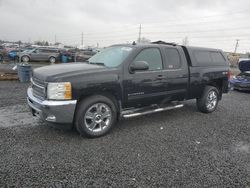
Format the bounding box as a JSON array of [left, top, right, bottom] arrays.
[[22, 56, 30, 62], [75, 95, 117, 138], [196, 86, 219, 113]]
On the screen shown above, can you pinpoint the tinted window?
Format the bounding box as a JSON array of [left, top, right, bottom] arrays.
[[194, 50, 226, 66], [165, 48, 181, 69], [134, 48, 162, 71], [194, 51, 212, 64], [210, 52, 225, 63], [40, 49, 48, 53], [34, 49, 40, 53], [41, 49, 57, 53]]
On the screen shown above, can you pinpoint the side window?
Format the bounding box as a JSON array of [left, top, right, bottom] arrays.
[[165, 48, 181, 69], [134, 48, 163, 71], [34, 49, 40, 53], [194, 51, 211, 64], [194, 50, 226, 66], [39, 49, 46, 53], [210, 52, 226, 63]]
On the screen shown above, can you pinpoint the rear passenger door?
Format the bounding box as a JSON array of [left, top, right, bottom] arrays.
[[30, 49, 43, 61], [162, 47, 189, 100], [39, 49, 51, 61]]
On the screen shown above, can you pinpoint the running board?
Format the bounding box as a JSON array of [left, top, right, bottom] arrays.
[[121, 104, 184, 118]]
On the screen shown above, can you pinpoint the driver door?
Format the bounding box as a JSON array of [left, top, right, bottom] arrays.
[[123, 47, 167, 107]]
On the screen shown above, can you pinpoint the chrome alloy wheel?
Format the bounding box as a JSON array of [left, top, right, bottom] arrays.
[[84, 103, 112, 133], [50, 57, 56, 64], [22, 56, 29, 62], [206, 90, 218, 110]]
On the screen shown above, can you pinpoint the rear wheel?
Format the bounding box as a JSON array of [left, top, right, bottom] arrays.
[[75, 95, 117, 138], [49, 56, 56, 64], [22, 56, 29, 62], [196, 86, 219, 113]]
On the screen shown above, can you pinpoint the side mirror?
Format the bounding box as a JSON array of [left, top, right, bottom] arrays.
[[129, 61, 149, 72]]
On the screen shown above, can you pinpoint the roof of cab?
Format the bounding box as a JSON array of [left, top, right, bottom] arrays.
[[112, 41, 222, 51]]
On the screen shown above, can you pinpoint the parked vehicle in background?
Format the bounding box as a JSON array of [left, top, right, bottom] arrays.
[[230, 60, 250, 91], [75, 49, 97, 62], [8, 49, 23, 60], [18, 48, 60, 63], [60, 48, 97, 62], [27, 41, 229, 138], [0, 46, 4, 62]]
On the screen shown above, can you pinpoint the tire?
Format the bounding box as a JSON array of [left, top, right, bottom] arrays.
[[22, 56, 30, 63], [75, 95, 117, 138], [49, 56, 56, 64], [196, 86, 219, 113]]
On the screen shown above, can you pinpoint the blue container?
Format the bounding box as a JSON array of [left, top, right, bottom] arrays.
[[61, 55, 68, 63], [17, 64, 32, 82]]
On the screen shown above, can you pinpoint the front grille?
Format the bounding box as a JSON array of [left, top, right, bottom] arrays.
[[31, 77, 46, 100]]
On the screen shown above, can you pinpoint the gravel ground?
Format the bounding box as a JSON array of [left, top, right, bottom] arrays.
[[0, 81, 249, 188]]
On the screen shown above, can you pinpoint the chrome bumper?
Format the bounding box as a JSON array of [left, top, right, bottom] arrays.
[[27, 87, 77, 124]]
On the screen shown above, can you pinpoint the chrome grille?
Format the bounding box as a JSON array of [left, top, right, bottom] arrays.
[[31, 77, 46, 100]]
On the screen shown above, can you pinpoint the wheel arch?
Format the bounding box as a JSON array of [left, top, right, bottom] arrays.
[[73, 90, 122, 125], [49, 56, 57, 61], [207, 79, 223, 100], [21, 55, 30, 61]]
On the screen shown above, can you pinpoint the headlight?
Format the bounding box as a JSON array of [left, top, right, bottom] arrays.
[[47, 82, 72, 100]]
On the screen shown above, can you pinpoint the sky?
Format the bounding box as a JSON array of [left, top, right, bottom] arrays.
[[0, 0, 250, 52]]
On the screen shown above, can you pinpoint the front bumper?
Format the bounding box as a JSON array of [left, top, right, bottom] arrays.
[[27, 87, 77, 125]]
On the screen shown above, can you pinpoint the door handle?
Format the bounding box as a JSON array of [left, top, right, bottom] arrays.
[[156, 75, 166, 80]]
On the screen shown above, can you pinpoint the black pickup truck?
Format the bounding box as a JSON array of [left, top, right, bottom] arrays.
[[27, 41, 229, 137]]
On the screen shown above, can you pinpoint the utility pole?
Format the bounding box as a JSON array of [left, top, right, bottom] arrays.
[[18, 41, 21, 64], [234, 39, 239, 53], [138, 24, 142, 43], [54, 35, 57, 44], [81, 32, 83, 46]]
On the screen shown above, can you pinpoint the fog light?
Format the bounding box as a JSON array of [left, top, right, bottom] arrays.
[[46, 115, 56, 122]]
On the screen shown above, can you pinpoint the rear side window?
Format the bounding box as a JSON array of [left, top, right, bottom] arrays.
[[134, 48, 163, 71], [194, 50, 226, 66], [210, 52, 225, 63], [41, 49, 57, 53], [194, 51, 211, 64], [165, 48, 181, 69]]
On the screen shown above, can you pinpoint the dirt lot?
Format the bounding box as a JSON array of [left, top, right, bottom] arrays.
[[0, 81, 249, 187]]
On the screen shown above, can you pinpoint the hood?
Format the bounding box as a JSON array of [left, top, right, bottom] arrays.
[[239, 60, 250, 72], [33, 63, 107, 81]]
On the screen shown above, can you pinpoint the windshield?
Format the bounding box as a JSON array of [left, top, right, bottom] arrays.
[[88, 46, 133, 67]]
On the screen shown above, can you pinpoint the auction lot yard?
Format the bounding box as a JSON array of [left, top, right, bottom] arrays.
[[0, 81, 249, 187]]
